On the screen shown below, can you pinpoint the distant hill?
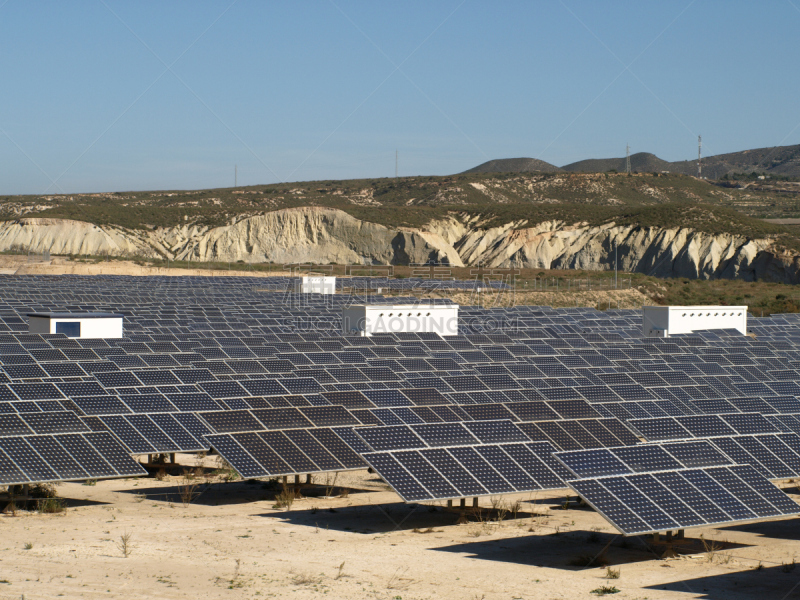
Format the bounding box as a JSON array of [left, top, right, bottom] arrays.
[[461, 144, 800, 179], [669, 144, 800, 179], [461, 157, 562, 174], [562, 152, 673, 174]]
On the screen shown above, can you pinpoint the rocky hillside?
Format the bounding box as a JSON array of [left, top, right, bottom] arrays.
[[2, 172, 794, 232], [3, 169, 800, 283], [2, 208, 799, 283]]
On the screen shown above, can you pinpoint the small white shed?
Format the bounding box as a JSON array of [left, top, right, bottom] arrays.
[[293, 276, 336, 295], [642, 305, 747, 337], [342, 304, 459, 337], [27, 312, 124, 339]]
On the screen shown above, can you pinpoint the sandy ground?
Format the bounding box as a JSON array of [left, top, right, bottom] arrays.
[[4, 459, 800, 600]]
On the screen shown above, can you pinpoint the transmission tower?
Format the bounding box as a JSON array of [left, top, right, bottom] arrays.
[[697, 135, 702, 178], [625, 144, 631, 174]]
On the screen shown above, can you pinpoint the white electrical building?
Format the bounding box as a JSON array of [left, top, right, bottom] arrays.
[[342, 304, 459, 337], [27, 312, 124, 339], [642, 305, 747, 337], [293, 276, 336, 295]]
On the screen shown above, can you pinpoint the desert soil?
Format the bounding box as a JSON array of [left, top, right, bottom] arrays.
[[3, 458, 800, 600]]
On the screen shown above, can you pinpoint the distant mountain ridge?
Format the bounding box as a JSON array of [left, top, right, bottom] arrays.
[[561, 152, 672, 174], [461, 157, 563, 174], [461, 143, 800, 178]]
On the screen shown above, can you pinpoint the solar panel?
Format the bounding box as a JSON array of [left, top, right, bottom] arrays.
[[0, 414, 34, 437], [251, 408, 314, 430], [418, 448, 487, 496], [126, 415, 181, 453], [83, 432, 147, 476], [362, 453, 431, 502], [409, 423, 478, 447], [100, 416, 156, 454], [0, 437, 58, 482], [474, 445, 537, 491], [611, 445, 683, 473], [54, 434, 118, 477], [661, 440, 733, 469], [355, 425, 426, 452], [206, 434, 268, 479], [20, 411, 88, 435], [283, 429, 344, 471], [392, 451, 459, 498], [446, 447, 515, 494], [309, 428, 365, 469], [200, 410, 263, 434], [258, 431, 319, 473], [148, 414, 204, 451]]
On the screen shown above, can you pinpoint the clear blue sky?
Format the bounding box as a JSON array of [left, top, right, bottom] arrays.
[[2, 1, 799, 194]]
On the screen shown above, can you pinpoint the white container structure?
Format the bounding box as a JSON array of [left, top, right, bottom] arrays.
[[293, 276, 336, 295], [342, 304, 459, 337], [642, 305, 747, 337], [27, 312, 124, 339]]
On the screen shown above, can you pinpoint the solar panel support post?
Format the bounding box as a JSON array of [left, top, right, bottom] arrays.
[[472, 497, 478, 508]]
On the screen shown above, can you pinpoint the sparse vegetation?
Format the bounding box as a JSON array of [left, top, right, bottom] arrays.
[[178, 474, 200, 507], [292, 571, 322, 585], [605, 566, 620, 579], [116, 532, 135, 558], [214, 457, 239, 482], [591, 585, 620, 595], [273, 486, 296, 510], [37, 497, 67, 514], [386, 567, 414, 591], [4, 171, 799, 238]]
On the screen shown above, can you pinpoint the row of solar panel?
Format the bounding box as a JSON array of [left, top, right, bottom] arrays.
[[206, 429, 365, 478], [4, 386, 800, 437], [2, 349, 800, 379], [361, 441, 571, 502], [568, 465, 800, 535], [556, 433, 800, 481], [596, 396, 800, 421], [7, 339, 798, 368], [0, 432, 146, 485], [82, 413, 212, 454], [4, 369, 800, 416], [628, 413, 784, 441], [6, 364, 800, 412]]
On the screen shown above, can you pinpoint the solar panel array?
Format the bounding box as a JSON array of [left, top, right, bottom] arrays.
[[0, 274, 799, 534], [567, 465, 800, 535]]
